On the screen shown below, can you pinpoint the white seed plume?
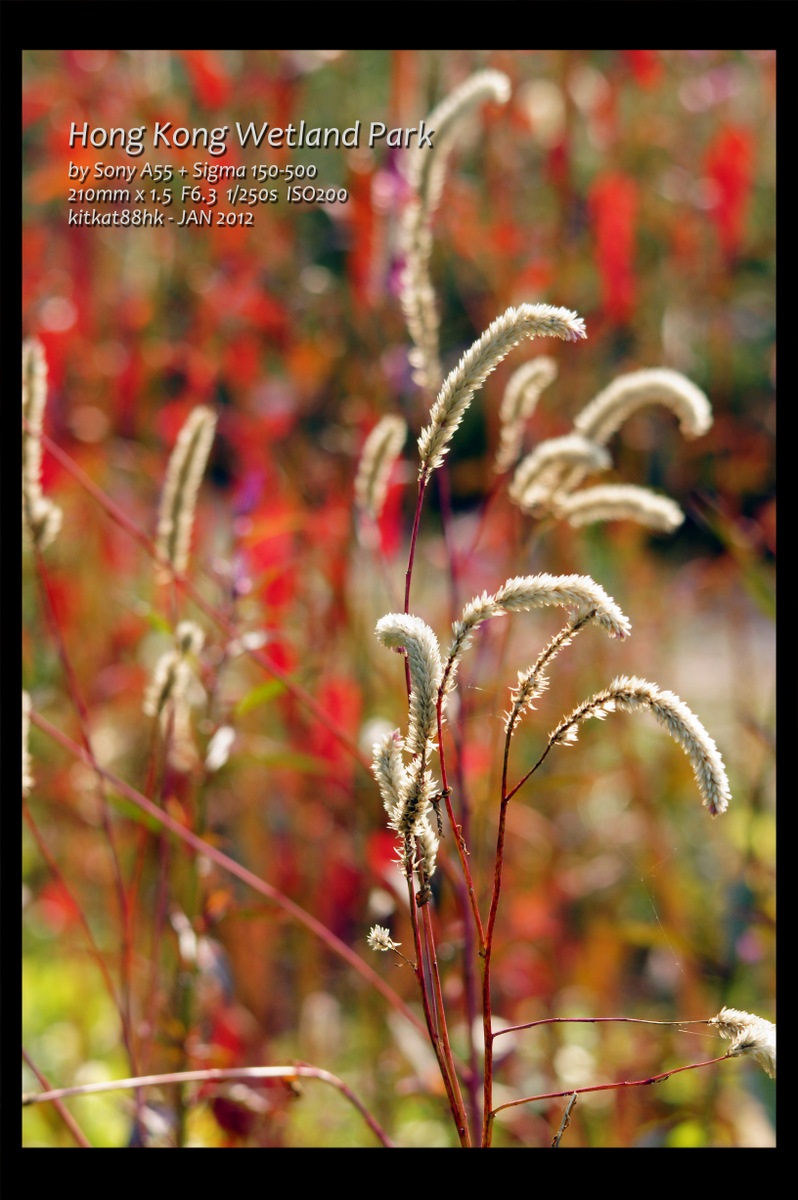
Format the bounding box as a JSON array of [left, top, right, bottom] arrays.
[[552, 484, 685, 533], [375, 614, 443, 759], [406, 69, 512, 216], [367, 924, 402, 952], [709, 1007, 776, 1078], [175, 620, 205, 656], [418, 304, 587, 479], [509, 434, 611, 511], [505, 616, 591, 738], [391, 764, 438, 846], [143, 652, 192, 720], [495, 355, 559, 473], [155, 406, 217, 582], [414, 819, 440, 883], [204, 725, 236, 773], [574, 367, 712, 447], [372, 726, 438, 851], [372, 728, 408, 815], [495, 575, 631, 639], [443, 573, 630, 699], [354, 415, 407, 521], [401, 201, 442, 391], [23, 691, 33, 797], [22, 338, 62, 550], [506, 664, 551, 737], [547, 367, 712, 501], [374, 617, 444, 878], [143, 621, 206, 721], [401, 70, 512, 391], [550, 675, 731, 816]]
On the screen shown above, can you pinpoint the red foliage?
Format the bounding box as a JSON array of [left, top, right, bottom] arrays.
[[588, 171, 638, 325], [241, 501, 300, 610], [624, 51, 663, 90], [345, 162, 377, 308], [377, 476, 405, 559], [179, 51, 232, 110], [306, 676, 362, 771], [704, 124, 754, 261], [36, 880, 83, 931]]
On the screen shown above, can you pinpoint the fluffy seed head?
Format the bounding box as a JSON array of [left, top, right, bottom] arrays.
[[375, 614, 443, 759], [418, 304, 586, 478], [495, 356, 559, 473], [442, 574, 630, 705], [401, 69, 511, 392], [143, 622, 206, 721], [551, 675, 731, 816], [155, 406, 217, 581], [509, 434, 611, 510], [574, 367, 712, 447], [709, 1007, 776, 1077], [143, 651, 192, 720], [23, 691, 33, 797], [407, 69, 512, 214], [367, 924, 402, 952], [175, 620, 205, 656], [414, 819, 440, 881], [552, 484, 685, 533], [22, 338, 63, 550], [494, 574, 631, 640], [372, 728, 408, 814], [355, 415, 407, 521]]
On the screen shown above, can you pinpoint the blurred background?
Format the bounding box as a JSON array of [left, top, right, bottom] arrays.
[[23, 49, 774, 1148]]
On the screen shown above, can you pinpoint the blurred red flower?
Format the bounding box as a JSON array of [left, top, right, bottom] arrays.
[[588, 170, 638, 325], [704, 124, 754, 261]]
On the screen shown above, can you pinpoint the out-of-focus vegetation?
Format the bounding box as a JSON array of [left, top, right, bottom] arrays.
[[23, 50, 774, 1148]]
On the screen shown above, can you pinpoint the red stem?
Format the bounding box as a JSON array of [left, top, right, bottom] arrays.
[[23, 1063, 395, 1148], [489, 1054, 732, 1122]]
